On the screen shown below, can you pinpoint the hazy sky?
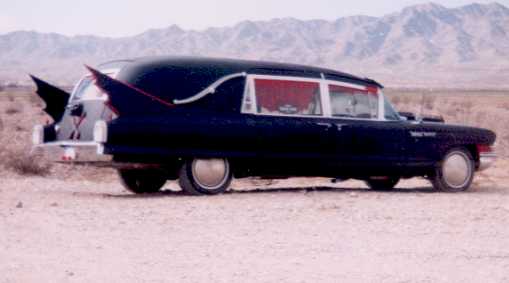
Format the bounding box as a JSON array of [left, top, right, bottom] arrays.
[[1, 0, 507, 37]]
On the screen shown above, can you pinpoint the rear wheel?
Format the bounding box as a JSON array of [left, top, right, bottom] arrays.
[[178, 158, 232, 195], [118, 168, 167, 194], [430, 148, 474, 192], [365, 177, 400, 191]]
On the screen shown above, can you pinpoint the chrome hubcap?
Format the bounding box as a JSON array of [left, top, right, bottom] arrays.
[[191, 159, 229, 190], [443, 152, 471, 188]]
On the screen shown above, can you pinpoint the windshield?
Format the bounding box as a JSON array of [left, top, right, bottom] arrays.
[[383, 95, 401, 121]]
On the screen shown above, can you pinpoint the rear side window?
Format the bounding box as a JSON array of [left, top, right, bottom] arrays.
[[328, 84, 378, 119], [72, 77, 104, 101], [71, 70, 118, 102], [254, 79, 322, 116]]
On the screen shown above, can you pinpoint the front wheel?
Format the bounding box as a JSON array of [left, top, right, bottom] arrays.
[[118, 168, 167, 194], [365, 177, 400, 191], [178, 158, 232, 195], [430, 148, 475, 192]]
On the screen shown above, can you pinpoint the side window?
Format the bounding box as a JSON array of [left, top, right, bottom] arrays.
[[328, 84, 378, 119], [72, 71, 117, 101], [254, 78, 322, 116], [72, 77, 104, 101]]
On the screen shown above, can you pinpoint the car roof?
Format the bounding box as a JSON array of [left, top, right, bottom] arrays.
[[101, 56, 383, 88]]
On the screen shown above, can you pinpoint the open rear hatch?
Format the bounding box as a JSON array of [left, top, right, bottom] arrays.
[[31, 70, 118, 162], [55, 75, 116, 143]]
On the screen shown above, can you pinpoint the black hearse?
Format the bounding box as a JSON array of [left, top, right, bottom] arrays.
[[31, 56, 496, 194]]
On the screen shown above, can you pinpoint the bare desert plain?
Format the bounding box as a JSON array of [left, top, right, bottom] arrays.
[[1, 88, 509, 282]]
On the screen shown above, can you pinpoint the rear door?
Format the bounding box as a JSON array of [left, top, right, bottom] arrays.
[[244, 76, 337, 174]]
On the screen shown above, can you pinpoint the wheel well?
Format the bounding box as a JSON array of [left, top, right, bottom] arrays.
[[443, 145, 479, 170], [441, 145, 478, 162], [465, 144, 480, 162]]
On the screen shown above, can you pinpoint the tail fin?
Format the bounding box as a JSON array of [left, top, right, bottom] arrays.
[[85, 66, 174, 115], [29, 75, 70, 122]]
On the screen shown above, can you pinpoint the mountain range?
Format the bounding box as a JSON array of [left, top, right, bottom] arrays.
[[1, 2, 508, 88]]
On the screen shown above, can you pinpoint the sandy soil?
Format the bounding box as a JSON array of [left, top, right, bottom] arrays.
[[1, 89, 508, 282], [1, 163, 509, 283]]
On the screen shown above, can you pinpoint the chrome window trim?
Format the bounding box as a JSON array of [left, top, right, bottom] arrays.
[[245, 74, 327, 117], [324, 81, 382, 121], [173, 72, 247, 105], [241, 73, 390, 122], [378, 90, 386, 121]]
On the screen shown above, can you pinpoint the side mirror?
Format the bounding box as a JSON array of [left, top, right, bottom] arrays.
[[422, 115, 445, 123], [398, 112, 416, 121]]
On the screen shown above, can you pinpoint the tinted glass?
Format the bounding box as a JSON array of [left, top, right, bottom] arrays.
[[328, 85, 378, 119], [254, 79, 322, 116]]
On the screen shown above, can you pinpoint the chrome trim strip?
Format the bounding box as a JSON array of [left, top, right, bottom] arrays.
[[478, 152, 497, 171], [173, 72, 247, 104], [32, 142, 112, 163], [34, 141, 102, 148]]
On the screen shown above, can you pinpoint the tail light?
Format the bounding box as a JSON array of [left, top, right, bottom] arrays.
[[93, 120, 108, 143], [477, 144, 494, 154]]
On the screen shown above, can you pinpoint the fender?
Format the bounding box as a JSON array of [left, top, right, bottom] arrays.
[[85, 66, 174, 116]]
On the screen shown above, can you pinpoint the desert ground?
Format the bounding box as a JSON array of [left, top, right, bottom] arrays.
[[1, 88, 509, 282]]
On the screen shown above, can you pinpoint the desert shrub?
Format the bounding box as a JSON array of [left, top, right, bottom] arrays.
[[4, 149, 52, 176], [422, 95, 436, 110], [5, 106, 21, 115], [14, 125, 25, 132], [28, 94, 43, 107], [391, 95, 401, 105], [400, 96, 412, 104], [443, 106, 458, 119]]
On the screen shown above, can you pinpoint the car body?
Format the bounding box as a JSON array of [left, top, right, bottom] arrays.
[[31, 56, 497, 194]]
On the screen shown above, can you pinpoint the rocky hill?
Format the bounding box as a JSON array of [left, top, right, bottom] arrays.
[[1, 2, 508, 88]]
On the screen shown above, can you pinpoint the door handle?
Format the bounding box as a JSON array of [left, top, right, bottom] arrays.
[[317, 122, 333, 130], [335, 123, 346, 131]]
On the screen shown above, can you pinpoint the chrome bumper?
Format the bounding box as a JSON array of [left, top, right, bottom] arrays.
[[478, 152, 497, 171], [32, 123, 111, 163], [32, 141, 112, 163]]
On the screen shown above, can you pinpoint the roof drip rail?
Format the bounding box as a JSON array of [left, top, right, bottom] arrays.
[[173, 72, 247, 105]]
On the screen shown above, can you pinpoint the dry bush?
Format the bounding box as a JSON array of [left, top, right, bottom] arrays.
[[14, 125, 25, 132], [28, 94, 43, 107], [391, 95, 401, 105], [4, 149, 52, 176], [400, 96, 412, 105], [422, 95, 436, 110], [5, 106, 21, 115]]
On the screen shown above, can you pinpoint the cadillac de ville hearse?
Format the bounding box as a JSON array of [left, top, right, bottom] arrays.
[[31, 56, 496, 194]]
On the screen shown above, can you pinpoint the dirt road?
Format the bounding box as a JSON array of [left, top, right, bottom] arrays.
[[1, 173, 509, 283]]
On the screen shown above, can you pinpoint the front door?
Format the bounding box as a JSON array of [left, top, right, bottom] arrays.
[[326, 83, 408, 174]]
